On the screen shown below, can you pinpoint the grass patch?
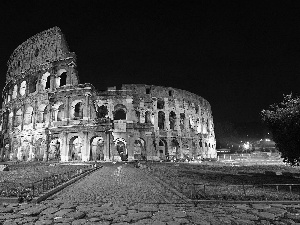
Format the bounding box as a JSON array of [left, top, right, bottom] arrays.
[[147, 162, 300, 201]]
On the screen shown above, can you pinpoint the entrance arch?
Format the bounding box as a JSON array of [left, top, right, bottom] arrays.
[[35, 138, 45, 161], [69, 136, 82, 161], [170, 138, 180, 159], [90, 136, 104, 161], [158, 139, 168, 160], [114, 138, 127, 161], [133, 138, 146, 160], [49, 138, 61, 161]]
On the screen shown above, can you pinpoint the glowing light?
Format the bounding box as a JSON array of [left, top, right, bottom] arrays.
[[243, 142, 250, 150]]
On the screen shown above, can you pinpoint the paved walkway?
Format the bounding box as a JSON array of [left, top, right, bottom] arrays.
[[50, 163, 185, 204], [1, 164, 300, 224]]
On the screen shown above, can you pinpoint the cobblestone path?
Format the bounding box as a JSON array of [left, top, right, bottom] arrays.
[[2, 165, 300, 224], [51, 164, 185, 204]]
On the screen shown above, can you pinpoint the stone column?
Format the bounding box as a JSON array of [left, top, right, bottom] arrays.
[[50, 74, 55, 92], [165, 111, 170, 131], [178, 138, 183, 159], [175, 115, 180, 131], [127, 135, 134, 161], [81, 131, 89, 161], [64, 96, 70, 121], [154, 111, 158, 130], [21, 104, 26, 130], [61, 132, 68, 162], [184, 114, 189, 130], [83, 93, 91, 120], [33, 100, 38, 129], [104, 132, 112, 161]]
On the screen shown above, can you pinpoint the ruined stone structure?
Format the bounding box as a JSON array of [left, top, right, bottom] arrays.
[[0, 27, 216, 162]]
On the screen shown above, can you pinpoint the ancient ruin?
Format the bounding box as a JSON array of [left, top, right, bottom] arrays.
[[0, 27, 216, 162]]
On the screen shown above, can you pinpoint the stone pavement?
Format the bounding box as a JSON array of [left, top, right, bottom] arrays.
[[2, 164, 300, 224]]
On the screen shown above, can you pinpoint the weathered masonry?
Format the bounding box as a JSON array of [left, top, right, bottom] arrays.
[[0, 27, 216, 162]]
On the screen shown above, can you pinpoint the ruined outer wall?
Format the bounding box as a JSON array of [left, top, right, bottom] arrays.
[[6, 27, 69, 84], [122, 84, 216, 158]]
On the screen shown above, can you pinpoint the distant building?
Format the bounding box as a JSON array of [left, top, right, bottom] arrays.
[[0, 27, 216, 162]]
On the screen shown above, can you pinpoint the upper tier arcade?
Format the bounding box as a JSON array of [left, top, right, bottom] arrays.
[[6, 27, 72, 84]]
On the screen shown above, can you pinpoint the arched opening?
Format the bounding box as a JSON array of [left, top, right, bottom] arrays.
[[169, 111, 176, 130], [8, 111, 13, 129], [96, 105, 108, 119], [42, 105, 50, 123], [69, 136, 82, 161], [180, 113, 185, 130], [170, 139, 180, 160], [20, 81, 26, 96], [12, 85, 18, 99], [189, 116, 195, 129], [114, 109, 126, 120], [157, 98, 164, 109], [41, 72, 51, 90], [49, 139, 61, 161], [145, 111, 152, 124], [37, 104, 46, 123], [135, 110, 140, 122], [195, 105, 199, 113], [158, 139, 168, 160], [35, 138, 45, 161], [133, 139, 146, 160], [57, 104, 64, 121], [191, 141, 197, 158], [29, 77, 38, 93], [115, 138, 127, 161], [14, 109, 22, 127], [196, 118, 201, 133], [24, 106, 33, 125], [90, 136, 104, 161], [158, 111, 165, 129], [74, 102, 83, 119], [2, 110, 9, 130], [57, 69, 67, 87], [199, 140, 203, 148]]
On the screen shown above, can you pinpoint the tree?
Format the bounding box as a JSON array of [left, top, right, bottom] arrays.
[[261, 94, 300, 166]]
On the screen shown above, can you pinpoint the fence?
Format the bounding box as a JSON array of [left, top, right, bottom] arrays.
[[146, 165, 300, 203], [0, 165, 94, 202]]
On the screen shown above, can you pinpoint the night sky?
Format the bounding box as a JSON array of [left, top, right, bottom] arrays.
[[1, 1, 300, 126]]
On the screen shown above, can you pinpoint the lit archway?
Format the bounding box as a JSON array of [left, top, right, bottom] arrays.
[[24, 106, 33, 125], [71, 100, 84, 119], [14, 109, 22, 127], [133, 138, 146, 160], [90, 136, 104, 161], [20, 81, 26, 96], [35, 138, 45, 161], [49, 138, 61, 161], [41, 72, 51, 90], [69, 136, 82, 161], [169, 111, 176, 130], [158, 111, 165, 129], [158, 139, 168, 160], [57, 69, 67, 87], [114, 138, 127, 161]]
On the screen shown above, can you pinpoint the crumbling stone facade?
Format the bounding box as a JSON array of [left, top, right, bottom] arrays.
[[0, 27, 216, 162]]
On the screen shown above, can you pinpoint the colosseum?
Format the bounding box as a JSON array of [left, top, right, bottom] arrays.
[[0, 27, 216, 162]]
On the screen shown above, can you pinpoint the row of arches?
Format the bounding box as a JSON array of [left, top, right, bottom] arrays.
[[4, 69, 68, 103], [156, 98, 203, 115], [95, 104, 127, 120]]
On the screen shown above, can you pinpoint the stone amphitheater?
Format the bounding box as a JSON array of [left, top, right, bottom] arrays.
[[0, 27, 216, 162]]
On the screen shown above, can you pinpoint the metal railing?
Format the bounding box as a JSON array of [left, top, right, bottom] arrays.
[[146, 165, 300, 203], [0, 165, 94, 202]]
